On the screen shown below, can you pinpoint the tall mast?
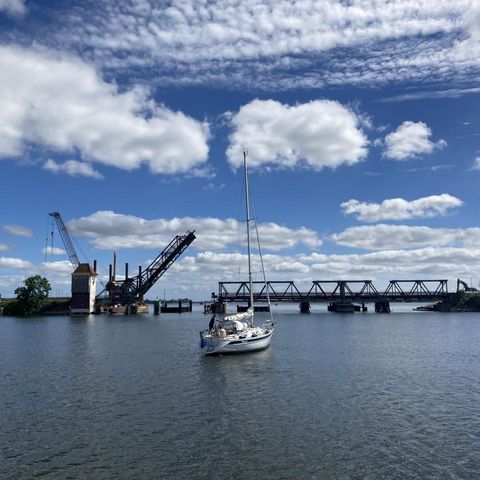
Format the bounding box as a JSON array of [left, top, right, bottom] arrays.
[[243, 150, 254, 312]]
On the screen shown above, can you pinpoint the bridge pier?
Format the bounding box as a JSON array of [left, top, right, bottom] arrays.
[[328, 302, 355, 313], [299, 301, 310, 313], [205, 302, 226, 314], [375, 300, 390, 313]]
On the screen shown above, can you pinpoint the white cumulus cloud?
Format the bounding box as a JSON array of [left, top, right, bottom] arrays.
[[40, 260, 76, 275], [384, 121, 446, 160], [226, 99, 368, 170], [42, 247, 67, 256], [0, 0, 26, 16], [43, 159, 104, 180], [0, 256, 32, 269], [68, 210, 322, 252], [341, 194, 463, 222], [0, 243, 8, 251], [0, 45, 210, 175], [471, 155, 480, 170], [301, 247, 480, 285], [3, 224, 33, 237], [331, 224, 480, 250]]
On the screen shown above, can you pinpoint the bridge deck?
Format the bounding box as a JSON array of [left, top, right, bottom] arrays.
[[218, 280, 450, 303]]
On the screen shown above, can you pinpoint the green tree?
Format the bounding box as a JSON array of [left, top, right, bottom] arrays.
[[14, 275, 51, 315]]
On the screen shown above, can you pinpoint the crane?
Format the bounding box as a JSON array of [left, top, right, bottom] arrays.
[[49, 211, 80, 269]]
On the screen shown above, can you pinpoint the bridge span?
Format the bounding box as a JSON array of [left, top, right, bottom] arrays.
[[215, 279, 451, 313]]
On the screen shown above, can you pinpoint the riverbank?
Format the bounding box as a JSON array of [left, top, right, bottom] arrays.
[[0, 298, 70, 316], [430, 292, 480, 312]]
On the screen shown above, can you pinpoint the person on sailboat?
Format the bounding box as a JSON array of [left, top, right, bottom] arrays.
[[208, 315, 216, 332]]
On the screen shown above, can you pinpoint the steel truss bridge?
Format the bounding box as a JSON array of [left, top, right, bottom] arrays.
[[218, 280, 450, 304]]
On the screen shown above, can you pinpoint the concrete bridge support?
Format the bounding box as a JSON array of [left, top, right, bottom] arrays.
[[328, 302, 355, 313], [375, 300, 391, 313], [204, 302, 226, 314], [300, 301, 310, 313]]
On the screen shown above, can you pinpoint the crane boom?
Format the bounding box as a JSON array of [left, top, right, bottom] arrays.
[[49, 212, 80, 269], [102, 231, 196, 305]]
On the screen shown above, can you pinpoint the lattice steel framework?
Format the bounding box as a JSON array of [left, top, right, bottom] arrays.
[[105, 231, 196, 305], [218, 279, 449, 303], [49, 211, 80, 269]]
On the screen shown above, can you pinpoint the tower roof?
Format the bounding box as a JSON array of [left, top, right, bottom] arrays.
[[72, 263, 97, 276]]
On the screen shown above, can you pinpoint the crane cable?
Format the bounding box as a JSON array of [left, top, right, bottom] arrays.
[[44, 214, 50, 262]]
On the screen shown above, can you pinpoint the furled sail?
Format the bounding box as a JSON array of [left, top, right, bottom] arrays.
[[224, 307, 254, 323]]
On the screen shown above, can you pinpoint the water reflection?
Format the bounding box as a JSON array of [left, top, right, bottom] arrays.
[[1, 312, 480, 479]]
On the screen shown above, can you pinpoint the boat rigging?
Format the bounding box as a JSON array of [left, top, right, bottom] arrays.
[[199, 151, 274, 355]]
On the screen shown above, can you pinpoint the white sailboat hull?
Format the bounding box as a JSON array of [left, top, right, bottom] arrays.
[[200, 328, 274, 355], [200, 151, 275, 356]]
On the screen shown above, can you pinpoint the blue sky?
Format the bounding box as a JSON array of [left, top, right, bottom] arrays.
[[1, 0, 480, 299]]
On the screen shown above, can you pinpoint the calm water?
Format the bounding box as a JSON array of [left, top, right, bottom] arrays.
[[1, 307, 480, 479]]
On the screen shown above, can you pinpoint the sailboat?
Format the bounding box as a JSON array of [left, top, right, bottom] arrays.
[[200, 151, 275, 355]]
